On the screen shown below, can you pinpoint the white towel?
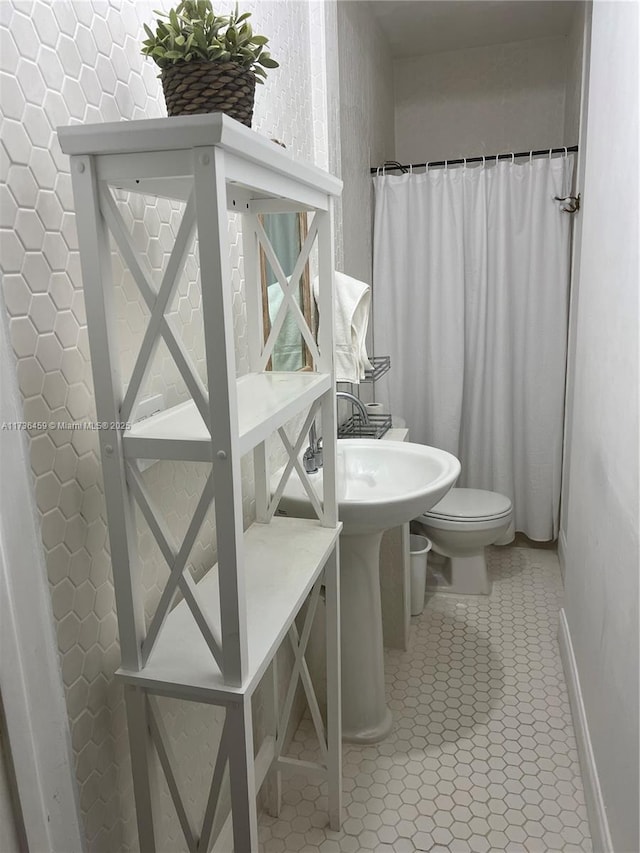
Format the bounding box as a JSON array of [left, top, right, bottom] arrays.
[[314, 271, 373, 383]]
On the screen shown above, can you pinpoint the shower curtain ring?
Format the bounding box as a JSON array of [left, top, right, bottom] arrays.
[[529, 151, 533, 165], [510, 152, 515, 165], [563, 147, 568, 158], [549, 148, 553, 159]]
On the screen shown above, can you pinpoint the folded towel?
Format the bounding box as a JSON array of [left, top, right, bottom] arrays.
[[314, 271, 373, 383]]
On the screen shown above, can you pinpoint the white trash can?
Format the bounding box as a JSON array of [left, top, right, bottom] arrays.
[[410, 534, 432, 616]]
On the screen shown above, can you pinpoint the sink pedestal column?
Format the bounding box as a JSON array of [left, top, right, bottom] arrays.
[[340, 531, 393, 743]]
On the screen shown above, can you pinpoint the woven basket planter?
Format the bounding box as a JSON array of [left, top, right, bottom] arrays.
[[161, 61, 256, 126]]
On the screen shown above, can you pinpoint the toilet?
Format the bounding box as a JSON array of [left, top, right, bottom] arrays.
[[414, 488, 513, 595]]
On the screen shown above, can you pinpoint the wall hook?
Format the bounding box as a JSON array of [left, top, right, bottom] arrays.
[[554, 193, 580, 213]]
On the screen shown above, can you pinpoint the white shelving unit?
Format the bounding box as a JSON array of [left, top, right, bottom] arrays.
[[58, 114, 343, 853]]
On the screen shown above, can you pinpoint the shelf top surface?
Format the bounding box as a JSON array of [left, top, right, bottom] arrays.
[[57, 113, 342, 198], [124, 371, 331, 458], [117, 516, 340, 697]]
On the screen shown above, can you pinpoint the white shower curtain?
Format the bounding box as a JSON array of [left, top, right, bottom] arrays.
[[373, 156, 573, 540]]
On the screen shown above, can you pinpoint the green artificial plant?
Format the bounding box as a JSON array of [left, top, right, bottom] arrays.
[[142, 0, 279, 82]]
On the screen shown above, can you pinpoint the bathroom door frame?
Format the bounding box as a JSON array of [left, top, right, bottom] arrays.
[[0, 313, 85, 852]]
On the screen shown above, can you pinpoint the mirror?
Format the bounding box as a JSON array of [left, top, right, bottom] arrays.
[[260, 212, 314, 371]]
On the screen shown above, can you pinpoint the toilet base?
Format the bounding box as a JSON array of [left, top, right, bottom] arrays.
[[427, 550, 492, 595]]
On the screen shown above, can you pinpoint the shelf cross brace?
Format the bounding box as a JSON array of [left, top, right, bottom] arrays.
[[147, 696, 199, 851], [275, 576, 328, 764], [198, 712, 231, 853], [147, 696, 232, 853], [268, 400, 324, 523], [99, 187, 209, 427], [125, 462, 222, 670], [287, 616, 329, 764], [255, 214, 321, 371]]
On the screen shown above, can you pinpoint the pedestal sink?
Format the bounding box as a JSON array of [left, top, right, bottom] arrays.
[[274, 439, 460, 743]]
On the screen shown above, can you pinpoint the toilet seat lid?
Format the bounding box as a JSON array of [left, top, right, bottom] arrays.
[[425, 488, 512, 521]]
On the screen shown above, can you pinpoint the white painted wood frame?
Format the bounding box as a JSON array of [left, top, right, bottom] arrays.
[[69, 154, 147, 673]]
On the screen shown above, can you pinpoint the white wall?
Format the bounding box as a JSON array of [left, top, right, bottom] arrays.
[[561, 1, 639, 850], [563, 3, 587, 147], [337, 0, 394, 284], [394, 35, 569, 164]]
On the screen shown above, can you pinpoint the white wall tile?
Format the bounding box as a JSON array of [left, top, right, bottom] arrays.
[[0, 26, 19, 73], [28, 147, 57, 189], [35, 470, 62, 513], [0, 71, 26, 119], [3, 119, 30, 164], [56, 33, 83, 79], [14, 208, 44, 249], [0, 185, 18, 228], [7, 164, 39, 206], [42, 88, 72, 129], [16, 57, 47, 102], [42, 370, 67, 409], [0, 231, 24, 272], [10, 315, 38, 357], [43, 232, 69, 272], [8, 10, 40, 60], [17, 356, 45, 399], [23, 103, 53, 147], [35, 188, 64, 230], [30, 292, 56, 332], [37, 47, 65, 90]]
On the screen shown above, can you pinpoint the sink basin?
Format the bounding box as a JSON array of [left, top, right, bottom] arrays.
[[274, 439, 460, 742], [275, 439, 461, 534]]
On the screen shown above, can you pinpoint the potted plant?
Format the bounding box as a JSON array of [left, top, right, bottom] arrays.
[[142, 0, 279, 126]]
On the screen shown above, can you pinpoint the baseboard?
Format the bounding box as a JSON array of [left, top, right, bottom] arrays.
[[557, 609, 614, 853], [558, 529, 568, 581]]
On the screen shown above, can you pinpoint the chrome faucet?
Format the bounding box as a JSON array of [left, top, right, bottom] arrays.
[[303, 392, 370, 473], [336, 391, 370, 426], [303, 420, 323, 473]]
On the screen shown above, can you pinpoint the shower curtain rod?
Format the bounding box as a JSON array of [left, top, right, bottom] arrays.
[[371, 145, 579, 174]]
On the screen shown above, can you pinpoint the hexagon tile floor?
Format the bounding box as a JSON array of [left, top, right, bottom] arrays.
[[258, 545, 592, 853]]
